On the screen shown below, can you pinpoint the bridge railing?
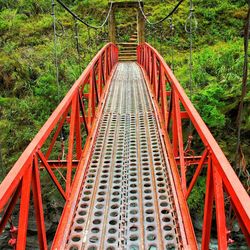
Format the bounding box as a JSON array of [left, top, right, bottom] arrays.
[[137, 43, 250, 248], [0, 43, 118, 249]]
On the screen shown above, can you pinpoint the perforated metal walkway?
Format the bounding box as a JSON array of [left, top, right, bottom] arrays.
[[66, 63, 185, 250]]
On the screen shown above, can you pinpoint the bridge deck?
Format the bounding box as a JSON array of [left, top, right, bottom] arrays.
[[66, 63, 185, 250]]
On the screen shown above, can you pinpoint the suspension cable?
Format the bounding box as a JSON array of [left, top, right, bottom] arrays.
[[169, 17, 175, 72], [74, 18, 81, 66], [137, 0, 185, 26], [159, 23, 163, 54], [185, 0, 197, 101], [51, 0, 60, 101], [87, 27, 93, 55], [184, 0, 197, 143], [55, 0, 113, 29]]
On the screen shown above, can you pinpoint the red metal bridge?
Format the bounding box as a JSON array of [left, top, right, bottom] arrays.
[[0, 42, 249, 250]]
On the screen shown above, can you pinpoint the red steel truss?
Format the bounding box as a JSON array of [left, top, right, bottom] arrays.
[[0, 41, 249, 249], [0, 43, 118, 249], [137, 43, 250, 249]]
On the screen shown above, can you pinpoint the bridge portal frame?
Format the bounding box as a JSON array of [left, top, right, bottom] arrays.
[[108, 1, 145, 44]]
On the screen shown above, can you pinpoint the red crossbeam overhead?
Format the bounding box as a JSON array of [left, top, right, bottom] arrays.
[[0, 43, 118, 249], [137, 43, 250, 248]]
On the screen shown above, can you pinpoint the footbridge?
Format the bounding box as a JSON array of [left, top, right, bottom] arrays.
[[0, 1, 249, 250]]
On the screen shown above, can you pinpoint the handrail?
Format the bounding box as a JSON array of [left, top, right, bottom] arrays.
[[137, 42, 250, 248], [0, 43, 118, 249]]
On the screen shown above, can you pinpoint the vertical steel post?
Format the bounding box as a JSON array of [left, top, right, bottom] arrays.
[[174, 92, 186, 193], [16, 166, 32, 249], [201, 155, 214, 250], [172, 90, 178, 157], [75, 97, 82, 160], [98, 58, 103, 99], [32, 155, 48, 249], [160, 64, 168, 131], [153, 54, 158, 94], [66, 95, 77, 196], [213, 165, 228, 249]]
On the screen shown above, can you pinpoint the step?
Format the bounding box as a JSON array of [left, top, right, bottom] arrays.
[[131, 34, 138, 39], [129, 38, 137, 42], [119, 51, 136, 56], [119, 54, 137, 57], [119, 46, 137, 51], [119, 54, 137, 58], [119, 55, 137, 58], [119, 59, 136, 62], [118, 46, 137, 50], [119, 56, 137, 60], [119, 55, 137, 59], [117, 42, 138, 46], [117, 43, 138, 48], [119, 57, 137, 61], [119, 59, 137, 62], [119, 51, 137, 55], [119, 50, 137, 53]]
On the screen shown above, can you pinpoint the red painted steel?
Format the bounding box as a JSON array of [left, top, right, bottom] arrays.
[[137, 42, 250, 247], [0, 43, 118, 249], [0, 41, 249, 249], [140, 64, 198, 249], [52, 62, 118, 249]]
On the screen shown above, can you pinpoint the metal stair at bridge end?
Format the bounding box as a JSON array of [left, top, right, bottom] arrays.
[[118, 32, 138, 61]]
